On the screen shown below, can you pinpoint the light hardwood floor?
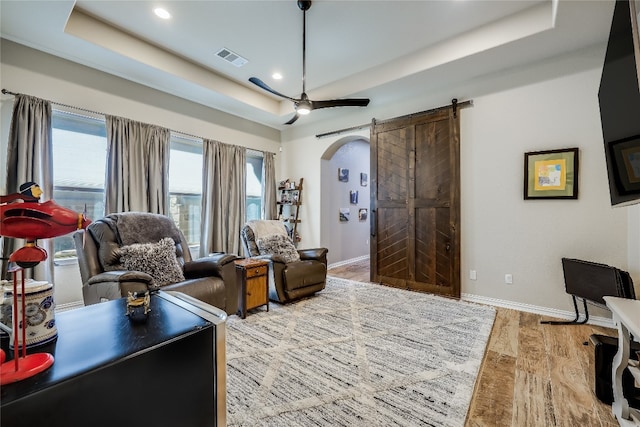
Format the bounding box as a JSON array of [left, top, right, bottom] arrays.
[[328, 259, 619, 427]]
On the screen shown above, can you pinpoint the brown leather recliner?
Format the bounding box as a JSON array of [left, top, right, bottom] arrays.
[[240, 220, 328, 303], [73, 212, 239, 315]]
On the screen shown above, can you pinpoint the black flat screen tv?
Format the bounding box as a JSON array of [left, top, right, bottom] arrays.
[[599, 0, 640, 206]]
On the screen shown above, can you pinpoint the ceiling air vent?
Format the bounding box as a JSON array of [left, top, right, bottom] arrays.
[[215, 48, 248, 67]]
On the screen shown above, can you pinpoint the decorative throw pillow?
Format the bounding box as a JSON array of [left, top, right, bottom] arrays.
[[119, 237, 185, 287], [256, 234, 300, 263]]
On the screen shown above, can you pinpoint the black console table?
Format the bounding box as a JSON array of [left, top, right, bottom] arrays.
[[1, 291, 227, 427]]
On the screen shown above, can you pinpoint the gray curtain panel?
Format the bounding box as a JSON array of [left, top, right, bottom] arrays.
[[200, 139, 246, 256], [2, 94, 54, 283], [262, 151, 277, 220], [104, 116, 170, 215]]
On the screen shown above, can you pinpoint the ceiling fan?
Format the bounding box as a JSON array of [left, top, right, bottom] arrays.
[[249, 0, 370, 125]]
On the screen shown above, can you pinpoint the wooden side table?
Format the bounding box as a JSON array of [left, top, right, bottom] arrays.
[[235, 258, 270, 319]]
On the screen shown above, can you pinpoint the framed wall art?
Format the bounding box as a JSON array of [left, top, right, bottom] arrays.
[[350, 190, 358, 204], [360, 173, 368, 187], [524, 148, 579, 199], [338, 168, 349, 182], [339, 208, 350, 222]]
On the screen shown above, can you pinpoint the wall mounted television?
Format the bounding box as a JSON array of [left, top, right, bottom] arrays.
[[599, 0, 640, 206]]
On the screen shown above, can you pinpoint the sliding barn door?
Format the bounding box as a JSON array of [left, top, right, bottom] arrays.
[[370, 107, 460, 298]]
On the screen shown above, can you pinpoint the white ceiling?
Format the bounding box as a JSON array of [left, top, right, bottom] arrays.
[[0, 0, 615, 130]]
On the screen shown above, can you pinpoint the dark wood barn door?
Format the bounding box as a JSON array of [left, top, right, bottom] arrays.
[[370, 106, 461, 298]]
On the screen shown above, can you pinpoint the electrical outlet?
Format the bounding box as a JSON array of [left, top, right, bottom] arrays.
[[470, 270, 477, 280], [505, 274, 513, 284]]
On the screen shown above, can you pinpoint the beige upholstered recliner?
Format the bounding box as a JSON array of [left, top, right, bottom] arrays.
[[240, 220, 328, 303], [73, 212, 239, 315]]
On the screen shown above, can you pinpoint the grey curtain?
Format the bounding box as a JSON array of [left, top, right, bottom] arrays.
[[104, 116, 170, 214], [262, 151, 277, 220], [200, 139, 246, 256], [2, 95, 54, 283]]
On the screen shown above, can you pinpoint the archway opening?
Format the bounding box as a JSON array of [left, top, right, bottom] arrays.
[[320, 135, 370, 265]]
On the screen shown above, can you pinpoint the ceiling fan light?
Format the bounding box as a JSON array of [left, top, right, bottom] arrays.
[[153, 8, 171, 19], [296, 101, 311, 115]]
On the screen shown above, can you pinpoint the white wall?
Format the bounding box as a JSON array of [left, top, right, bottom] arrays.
[[1, 40, 281, 306], [280, 49, 636, 315], [460, 68, 627, 313], [0, 40, 280, 150]]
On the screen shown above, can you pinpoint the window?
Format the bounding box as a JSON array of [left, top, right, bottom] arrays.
[[51, 111, 107, 259], [50, 111, 263, 261], [246, 153, 263, 221], [169, 136, 203, 254]]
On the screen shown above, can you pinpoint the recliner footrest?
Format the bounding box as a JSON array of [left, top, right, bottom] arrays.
[[283, 260, 326, 291]]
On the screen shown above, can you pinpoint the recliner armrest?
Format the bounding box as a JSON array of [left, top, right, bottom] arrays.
[[298, 248, 328, 263], [207, 252, 238, 266], [184, 253, 240, 315], [86, 270, 154, 285], [252, 254, 288, 264], [183, 253, 238, 279], [83, 270, 156, 302]]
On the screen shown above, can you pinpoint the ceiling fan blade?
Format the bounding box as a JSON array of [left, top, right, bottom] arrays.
[[311, 98, 370, 110], [284, 113, 300, 125], [249, 77, 298, 102]]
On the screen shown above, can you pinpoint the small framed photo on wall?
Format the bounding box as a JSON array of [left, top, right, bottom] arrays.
[[360, 173, 368, 187], [358, 208, 368, 221], [350, 190, 358, 204], [524, 148, 579, 199], [339, 208, 350, 222], [338, 168, 349, 182]]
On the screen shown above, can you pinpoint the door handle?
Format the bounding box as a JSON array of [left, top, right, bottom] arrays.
[[371, 209, 376, 237]]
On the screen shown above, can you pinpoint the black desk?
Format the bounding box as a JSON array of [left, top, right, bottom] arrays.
[[1, 291, 227, 427]]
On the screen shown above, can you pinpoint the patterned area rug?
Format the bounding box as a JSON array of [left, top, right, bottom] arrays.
[[226, 276, 496, 427]]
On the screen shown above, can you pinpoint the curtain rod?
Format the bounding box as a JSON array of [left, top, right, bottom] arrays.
[[1, 88, 276, 156], [2, 88, 105, 117]]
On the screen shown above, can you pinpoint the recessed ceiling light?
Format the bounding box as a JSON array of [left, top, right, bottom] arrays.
[[272, 72, 283, 80], [154, 8, 171, 19]]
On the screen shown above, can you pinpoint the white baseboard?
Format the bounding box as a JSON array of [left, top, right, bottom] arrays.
[[56, 301, 84, 312], [328, 255, 370, 269], [461, 293, 614, 328]]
